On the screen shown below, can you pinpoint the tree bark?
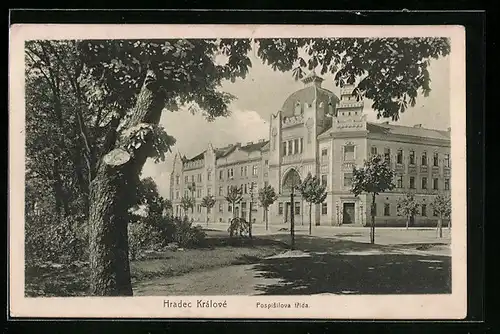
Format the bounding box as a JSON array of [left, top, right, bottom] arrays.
[[437, 217, 443, 238], [371, 194, 376, 244], [309, 203, 312, 235], [406, 217, 409, 230], [88, 68, 165, 296], [265, 207, 268, 231]]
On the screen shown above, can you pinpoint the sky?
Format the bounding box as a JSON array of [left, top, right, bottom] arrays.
[[142, 48, 451, 198]]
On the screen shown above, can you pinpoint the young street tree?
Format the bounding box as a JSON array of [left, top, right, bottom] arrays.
[[200, 195, 216, 226], [396, 192, 420, 230], [225, 185, 243, 220], [351, 155, 395, 244], [187, 182, 196, 213], [431, 194, 451, 238], [258, 184, 278, 231], [180, 195, 194, 218], [298, 172, 327, 235]]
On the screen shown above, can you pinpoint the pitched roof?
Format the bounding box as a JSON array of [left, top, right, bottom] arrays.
[[214, 145, 237, 159], [185, 151, 205, 162], [240, 140, 269, 152], [184, 140, 269, 163], [367, 122, 450, 141]]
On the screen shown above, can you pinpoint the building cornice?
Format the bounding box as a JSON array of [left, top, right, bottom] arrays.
[[368, 133, 450, 147], [319, 130, 369, 140]]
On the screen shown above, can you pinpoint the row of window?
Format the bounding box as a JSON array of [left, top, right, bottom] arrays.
[[334, 173, 450, 190], [321, 144, 355, 161], [219, 164, 264, 180], [282, 138, 304, 156], [377, 203, 439, 217], [372, 147, 450, 167], [277, 202, 302, 215], [175, 172, 210, 186], [219, 182, 258, 196], [175, 182, 261, 199], [276, 202, 443, 217], [175, 161, 272, 186]]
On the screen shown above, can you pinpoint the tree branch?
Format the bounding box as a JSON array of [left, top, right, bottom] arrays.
[[43, 41, 95, 175]]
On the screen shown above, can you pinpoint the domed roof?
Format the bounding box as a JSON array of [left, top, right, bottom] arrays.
[[280, 71, 339, 118]]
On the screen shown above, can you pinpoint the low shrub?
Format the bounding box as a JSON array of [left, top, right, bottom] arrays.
[[25, 213, 88, 266], [228, 217, 250, 238], [128, 215, 207, 260], [173, 216, 207, 248]]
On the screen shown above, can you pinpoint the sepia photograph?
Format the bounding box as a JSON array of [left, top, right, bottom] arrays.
[[9, 24, 467, 319]]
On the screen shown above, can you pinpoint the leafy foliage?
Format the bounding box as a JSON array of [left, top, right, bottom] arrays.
[[256, 37, 451, 120], [351, 155, 395, 243], [201, 195, 216, 211], [397, 192, 420, 229], [431, 194, 451, 219], [351, 155, 395, 197], [397, 192, 420, 219], [298, 172, 327, 205], [298, 172, 327, 231], [78, 39, 253, 122], [258, 184, 278, 209], [228, 217, 250, 238], [172, 216, 207, 248], [25, 213, 88, 265], [128, 215, 206, 260], [225, 185, 243, 216], [180, 195, 195, 213]]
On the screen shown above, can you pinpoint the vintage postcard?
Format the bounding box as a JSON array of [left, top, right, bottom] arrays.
[[9, 24, 467, 319]]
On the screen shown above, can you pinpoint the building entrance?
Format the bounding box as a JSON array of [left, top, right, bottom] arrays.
[[343, 203, 355, 224]]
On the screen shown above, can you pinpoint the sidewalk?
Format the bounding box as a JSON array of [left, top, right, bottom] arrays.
[[199, 222, 451, 246]]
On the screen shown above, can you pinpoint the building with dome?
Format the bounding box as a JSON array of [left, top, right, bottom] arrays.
[[169, 72, 451, 227]]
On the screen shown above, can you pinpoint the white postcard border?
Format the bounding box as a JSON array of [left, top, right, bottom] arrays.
[[9, 24, 467, 319]]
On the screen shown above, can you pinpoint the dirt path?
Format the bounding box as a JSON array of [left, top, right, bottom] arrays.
[[133, 264, 283, 296], [133, 244, 450, 296]]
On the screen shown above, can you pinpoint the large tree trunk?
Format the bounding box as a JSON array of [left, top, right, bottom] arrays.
[[88, 68, 165, 296]]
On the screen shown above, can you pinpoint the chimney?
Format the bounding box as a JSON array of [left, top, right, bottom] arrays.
[[413, 124, 422, 128]]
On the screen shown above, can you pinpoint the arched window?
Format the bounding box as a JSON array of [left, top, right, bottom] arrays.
[[282, 169, 301, 193]]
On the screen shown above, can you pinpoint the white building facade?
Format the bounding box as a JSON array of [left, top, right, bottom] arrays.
[[169, 72, 451, 227]]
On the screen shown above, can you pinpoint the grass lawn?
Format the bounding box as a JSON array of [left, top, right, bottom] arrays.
[[25, 234, 288, 297]]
